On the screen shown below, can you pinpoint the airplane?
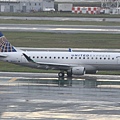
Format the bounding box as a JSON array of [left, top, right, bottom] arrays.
[[0, 31, 120, 77]]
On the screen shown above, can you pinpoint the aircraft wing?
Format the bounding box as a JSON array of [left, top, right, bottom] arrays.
[[36, 61, 71, 69], [23, 53, 71, 70]]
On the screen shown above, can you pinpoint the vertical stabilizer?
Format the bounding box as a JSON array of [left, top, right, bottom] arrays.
[[0, 32, 17, 52]]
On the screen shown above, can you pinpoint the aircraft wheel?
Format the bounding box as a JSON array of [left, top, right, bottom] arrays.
[[58, 72, 64, 77]]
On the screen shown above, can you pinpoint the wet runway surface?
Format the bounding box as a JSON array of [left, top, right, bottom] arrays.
[[0, 73, 120, 120]]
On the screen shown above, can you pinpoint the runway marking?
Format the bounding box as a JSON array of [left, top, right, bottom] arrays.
[[9, 78, 18, 82]]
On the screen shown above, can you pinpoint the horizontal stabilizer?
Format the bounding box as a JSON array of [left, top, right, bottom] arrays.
[[0, 54, 7, 57]]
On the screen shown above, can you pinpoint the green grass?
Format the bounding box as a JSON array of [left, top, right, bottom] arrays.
[[0, 61, 57, 73], [0, 12, 120, 18], [97, 71, 120, 75], [4, 31, 120, 49]]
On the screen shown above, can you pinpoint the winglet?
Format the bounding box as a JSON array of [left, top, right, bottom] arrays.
[[0, 54, 7, 57], [23, 53, 35, 63], [69, 48, 72, 52]]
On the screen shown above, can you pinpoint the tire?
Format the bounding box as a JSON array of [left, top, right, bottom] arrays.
[[58, 72, 64, 77]]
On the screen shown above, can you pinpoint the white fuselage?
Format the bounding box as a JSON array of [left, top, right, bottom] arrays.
[[1, 51, 120, 71]]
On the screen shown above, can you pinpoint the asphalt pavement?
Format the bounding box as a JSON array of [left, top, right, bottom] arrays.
[[0, 16, 120, 22], [0, 73, 120, 120]]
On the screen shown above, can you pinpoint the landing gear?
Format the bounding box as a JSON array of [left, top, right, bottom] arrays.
[[67, 69, 72, 77], [58, 72, 64, 77], [58, 71, 72, 78], [67, 72, 72, 77]]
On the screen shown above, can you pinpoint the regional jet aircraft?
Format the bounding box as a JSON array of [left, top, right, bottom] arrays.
[[0, 32, 120, 77]]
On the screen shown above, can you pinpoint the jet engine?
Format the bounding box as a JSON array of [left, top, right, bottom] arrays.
[[72, 67, 85, 75]]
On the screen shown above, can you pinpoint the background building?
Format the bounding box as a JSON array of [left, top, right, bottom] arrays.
[[0, 0, 55, 12], [101, 0, 120, 14]]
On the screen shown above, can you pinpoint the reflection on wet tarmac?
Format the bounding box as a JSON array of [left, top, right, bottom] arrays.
[[17, 77, 120, 88], [0, 77, 120, 120]]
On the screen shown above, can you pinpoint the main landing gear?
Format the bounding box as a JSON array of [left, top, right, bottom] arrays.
[[58, 72, 64, 77], [58, 71, 72, 77]]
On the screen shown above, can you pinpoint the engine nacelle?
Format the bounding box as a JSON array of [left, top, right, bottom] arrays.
[[72, 67, 85, 75]]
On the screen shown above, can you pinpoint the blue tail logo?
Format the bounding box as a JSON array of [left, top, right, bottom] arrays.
[[0, 32, 17, 52]]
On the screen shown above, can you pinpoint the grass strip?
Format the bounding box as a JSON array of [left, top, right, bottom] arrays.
[[0, 12, 120, 18], [3, 31, 120, 49]]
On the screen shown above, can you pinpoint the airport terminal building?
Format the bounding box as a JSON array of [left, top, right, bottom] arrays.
[[0, 0, 54, 12]]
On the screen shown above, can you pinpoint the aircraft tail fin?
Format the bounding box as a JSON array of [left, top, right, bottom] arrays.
[[0, 32, 17, 52]]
